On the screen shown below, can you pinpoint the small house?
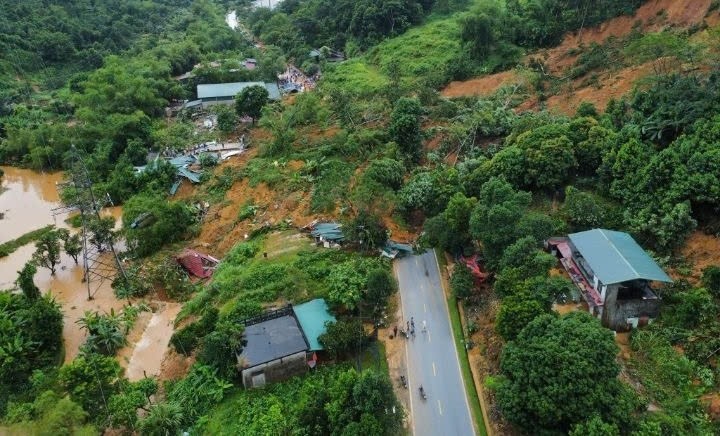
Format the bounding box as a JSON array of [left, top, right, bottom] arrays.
[[237, 299, 335, 388], [308, 222, 344, 248], [547, 229, 672, 331]]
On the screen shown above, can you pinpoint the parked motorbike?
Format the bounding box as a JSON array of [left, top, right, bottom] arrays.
[[419, 385, 427, 400], [400, 375, 407, 389]]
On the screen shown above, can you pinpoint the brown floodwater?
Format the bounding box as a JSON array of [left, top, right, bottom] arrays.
[[0, 166, 64, 243], [118, 302, 182, 381], [0, 167, 178, 372]]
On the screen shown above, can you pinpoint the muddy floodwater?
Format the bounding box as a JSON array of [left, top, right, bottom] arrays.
[[1, 167, 178, 374], [0, 166, 64, 243]]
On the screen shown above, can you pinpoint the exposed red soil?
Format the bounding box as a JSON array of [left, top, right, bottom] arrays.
[[701, 393, 720, 421], [542, 60, 662, 114], [441, 0, 715, 113], [538, 0, 713, 76], [680, 231, 720, 284], [195, 177, 312, 257], [442, 71, 521, 98]]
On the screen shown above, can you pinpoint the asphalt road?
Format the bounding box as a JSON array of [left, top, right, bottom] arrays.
[[395, 250, 475, 436]]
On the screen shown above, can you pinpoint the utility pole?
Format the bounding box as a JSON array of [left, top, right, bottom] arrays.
[[51, 145, 128, 300]]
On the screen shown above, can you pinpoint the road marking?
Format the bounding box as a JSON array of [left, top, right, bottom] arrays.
[[428, 331, 431, 343], [433, 362, 437, 376], [432, 249, 477, 435], [423, 303, 427, 313], [438, 400, 443, 415]]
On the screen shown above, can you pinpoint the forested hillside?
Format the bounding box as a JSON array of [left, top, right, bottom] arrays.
[[3, 0, 720, 434]]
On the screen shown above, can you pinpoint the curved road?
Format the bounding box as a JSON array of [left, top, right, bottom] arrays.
[[395, 250, 475, 436]]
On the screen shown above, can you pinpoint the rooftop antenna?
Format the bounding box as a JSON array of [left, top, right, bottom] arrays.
[[51, 145, 128, 300]]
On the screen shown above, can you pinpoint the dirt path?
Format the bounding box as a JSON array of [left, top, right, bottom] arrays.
[[379, 290, 412, 431]]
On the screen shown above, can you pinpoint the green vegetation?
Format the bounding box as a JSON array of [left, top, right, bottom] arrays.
[[4, 0, 720, 434], [199, 365, 402, 435], [235, 84, 269, 124], [0, 225, 54, 258], [444, 269, 487, 435], [0, 290, 63, 415], [496, 313, 641, 433]]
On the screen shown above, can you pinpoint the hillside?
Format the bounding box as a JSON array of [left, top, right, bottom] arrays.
[[442, 0, 720, 113], [3, 0, 720, 435]]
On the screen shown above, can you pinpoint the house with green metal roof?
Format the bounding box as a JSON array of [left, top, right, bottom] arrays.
[[547, 229, 671, 331], [196, 82, 281, 108], [293, 299, 336, 351]]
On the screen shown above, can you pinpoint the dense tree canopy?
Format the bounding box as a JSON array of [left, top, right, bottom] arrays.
[[0, 292, 63, 414], [497, 312, 639, 433]]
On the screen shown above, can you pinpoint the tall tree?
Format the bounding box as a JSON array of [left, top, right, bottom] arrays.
[[389, 97, 423, 163], [497, 312, 639, 432], [365, 268, 397, 316], [88, 216, 116, 252], [32, 230, 62, 275], [62, 232, 83, 264], [345, 210, 388, 252], [235, 85, 269, 124]]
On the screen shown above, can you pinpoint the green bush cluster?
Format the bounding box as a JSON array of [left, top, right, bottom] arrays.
[[199, 366, 402, 436]]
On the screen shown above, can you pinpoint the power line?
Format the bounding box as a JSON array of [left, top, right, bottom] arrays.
[[51, 145, 128, 300]]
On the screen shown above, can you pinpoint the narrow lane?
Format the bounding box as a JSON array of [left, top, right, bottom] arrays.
[[396, 250, 475, 436]]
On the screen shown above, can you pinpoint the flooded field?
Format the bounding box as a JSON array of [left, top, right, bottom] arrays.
[[0, 166, 180, 372], [0, 166, 64, 243]]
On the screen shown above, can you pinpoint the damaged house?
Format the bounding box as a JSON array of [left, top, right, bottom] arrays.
[[546, 229, 672, 331]]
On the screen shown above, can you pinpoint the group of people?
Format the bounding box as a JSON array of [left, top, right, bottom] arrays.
[[279, 65, 319, 92], [393, 317, 427, 340]]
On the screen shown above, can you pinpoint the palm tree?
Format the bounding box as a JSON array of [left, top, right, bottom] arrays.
[[76, 310, 126, 355], [138, 402, 184, 436]]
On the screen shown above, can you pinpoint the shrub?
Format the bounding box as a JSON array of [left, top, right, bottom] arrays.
[[170, 308, 219, 355], [701, 265, 720, 297], [450, 264, 475, 299]]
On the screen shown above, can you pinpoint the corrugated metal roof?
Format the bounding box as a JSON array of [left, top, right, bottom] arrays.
[[568, 229, 672, 285], [197, 82, 281, 100], [293, 299, 336, 351], [238, 315, 308, 366], [310, 223, 344, 241]]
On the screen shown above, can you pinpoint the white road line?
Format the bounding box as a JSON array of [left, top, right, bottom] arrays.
[[433, 362, 437, 376], [428, 331, 431, 343], [433, 249, 476, 435], [423, 303, 427, 313], [438, 400, 443, 415]]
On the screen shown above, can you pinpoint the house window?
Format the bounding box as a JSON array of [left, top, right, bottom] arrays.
[[251, 370, 266, 387]]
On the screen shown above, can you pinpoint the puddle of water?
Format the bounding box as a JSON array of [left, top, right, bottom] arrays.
[[0, 166, 64, 243], [119, 303, 182, 381]]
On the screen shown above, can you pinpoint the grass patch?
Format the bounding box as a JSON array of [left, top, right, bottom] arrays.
[[322, 15, 463, 94], [322, 59, 389, 95], [310, 158, 354, 213], [359, 340, 389, 374], [437, 249, 488, 436], [0, 225, 55, 258], [369, 18, 462, 82]]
